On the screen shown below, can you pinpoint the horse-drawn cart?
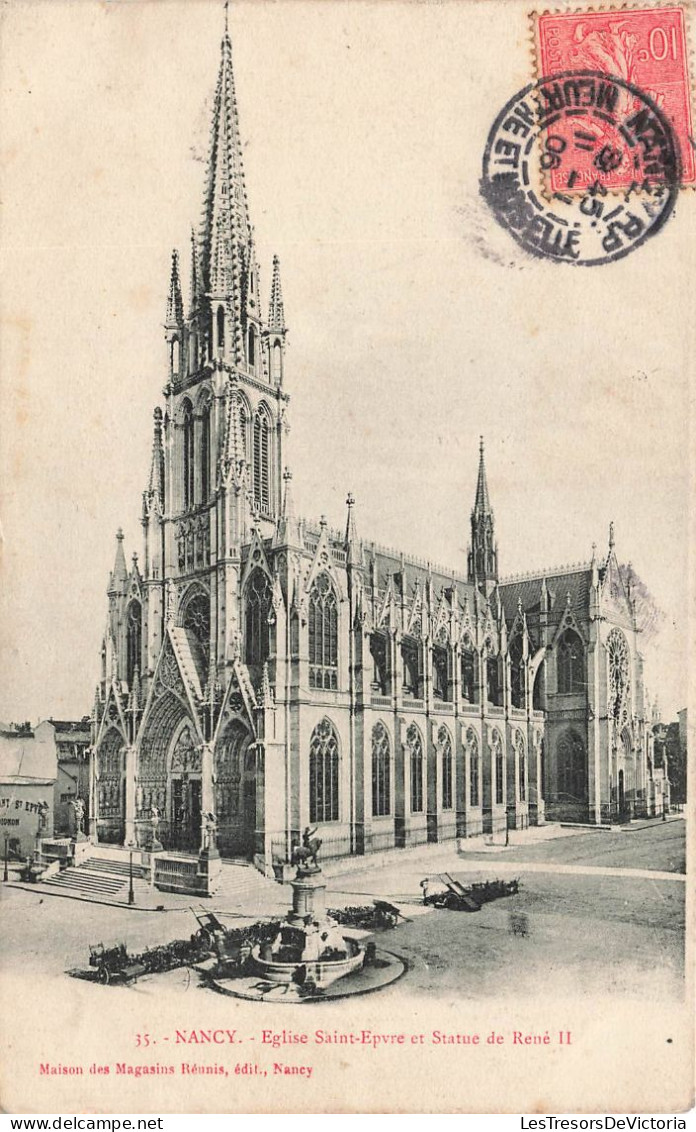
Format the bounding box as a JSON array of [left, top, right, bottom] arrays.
[[89, 943, 147, 985]]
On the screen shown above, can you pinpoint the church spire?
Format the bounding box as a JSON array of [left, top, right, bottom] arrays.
[[467, 437, 498, 596], [199, 16, 251, 317], [473, 435, 491, 519]]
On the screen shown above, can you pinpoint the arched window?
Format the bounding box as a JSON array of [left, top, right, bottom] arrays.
[[182, 399, 194, 509], [309, 718, 339, 823], [558, 629, 584, 694], [401, 638, 421, 699], [557, 729, 587, 802], [432, 635, 449, 701], [308, 573, 338, 690], [189, 326, 198, 375], [460, 639, 477, 703], [170, 337, 180, 378], [126, 600, 142, 689], [533, 660, 544, 712], [248, 325, 256, 368], [509, 634, 524, 709], [182, 590, 210, 678], [216, 305, 225, 354], [371, 722, 391, 817], [245, 570, 272, 669], [369, 632, 389, 695], [486, 649, 501, 707], [516, 730, 527, 802], [467, 728, 480, 806], [607, 629, 631, 727], [200, 401, 211, 504], [439, 725, 453, 810], [493, 731, 504, 805], [253, 409, 270, 511], [407, 724, 424, 813], [272, 341, 282, 382]]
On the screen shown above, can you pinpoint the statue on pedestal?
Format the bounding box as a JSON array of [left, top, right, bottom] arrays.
[[72, 796, 87, 841], [201, 811, 218, 854], [149, 805, 163, 852], [290, 825, 322, 874]]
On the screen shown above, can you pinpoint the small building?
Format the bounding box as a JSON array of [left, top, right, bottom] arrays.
[[51, 718, 91, 835], [0, 722, 56, 857]]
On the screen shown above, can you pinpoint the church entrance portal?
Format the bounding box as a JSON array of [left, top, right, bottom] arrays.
[[215, 720, 257, 858], [170, 776, 202, 852]]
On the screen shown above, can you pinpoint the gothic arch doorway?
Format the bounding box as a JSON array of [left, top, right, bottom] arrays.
[[168, 723, 202, 852], [618, 769, 625, 816], [215, 720, 256, 858], [96, 728, 125, 844]]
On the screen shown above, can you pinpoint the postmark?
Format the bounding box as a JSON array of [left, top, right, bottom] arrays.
[[534, 6, 695, 190], [480, 70, 679, 265]]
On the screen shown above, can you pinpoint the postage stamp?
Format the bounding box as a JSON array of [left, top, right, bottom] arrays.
[[534, 6, 695, 189], [480, 70, 679, 264]]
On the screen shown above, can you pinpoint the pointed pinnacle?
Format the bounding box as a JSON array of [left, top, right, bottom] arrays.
[[148, 407, 165, 505], [268, 254, 286, 331], [282, 467, 295, 519], [345, 491, 357, 545], [112, 528, 128, 584], [165, 249, 184, 326]]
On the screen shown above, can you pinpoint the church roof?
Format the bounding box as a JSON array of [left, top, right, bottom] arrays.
[[499, 565, 592, 620]]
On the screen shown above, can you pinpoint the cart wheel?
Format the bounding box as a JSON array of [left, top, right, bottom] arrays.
[[98, 967, 110, 985]]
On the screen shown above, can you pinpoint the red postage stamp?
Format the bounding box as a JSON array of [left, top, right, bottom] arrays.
[[534, 6, 695, 189]]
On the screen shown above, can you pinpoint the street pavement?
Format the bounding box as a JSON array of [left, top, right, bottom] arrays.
[[0, 819, 685, 1000]]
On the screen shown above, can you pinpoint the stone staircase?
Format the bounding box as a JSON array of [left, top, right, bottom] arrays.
[[43, 866, 127, 897], [25, 845, 285, 912]]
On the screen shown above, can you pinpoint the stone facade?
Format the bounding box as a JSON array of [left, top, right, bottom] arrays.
[[90, 18, 662, 871]]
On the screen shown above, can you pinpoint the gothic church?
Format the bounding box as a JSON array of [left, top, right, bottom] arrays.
[[91, 17, 662, 870]]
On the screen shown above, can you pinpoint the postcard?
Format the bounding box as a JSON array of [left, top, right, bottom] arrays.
[[0, 0, 693, 1115]]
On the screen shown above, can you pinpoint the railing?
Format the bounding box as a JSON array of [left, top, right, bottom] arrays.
[[432, 701, 455, 714], [364, 826, 396, 853], [155, 855, 198, 877]]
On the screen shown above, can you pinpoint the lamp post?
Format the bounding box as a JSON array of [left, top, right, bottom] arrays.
[[128, 849, 135, 906]]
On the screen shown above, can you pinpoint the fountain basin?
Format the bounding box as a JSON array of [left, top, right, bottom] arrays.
[[250, 935, 364, 988]]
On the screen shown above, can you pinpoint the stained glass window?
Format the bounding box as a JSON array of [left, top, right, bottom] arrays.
[[371, 722, 391, 817], [309, 718, 339, 823], [308, 573, 338, 690], [245, 570, 272, 668], [408, 724, 424, 813], [439, 725, 453, 810]]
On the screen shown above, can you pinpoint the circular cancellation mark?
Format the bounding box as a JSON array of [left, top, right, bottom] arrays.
[[480, 70, 680, 266]]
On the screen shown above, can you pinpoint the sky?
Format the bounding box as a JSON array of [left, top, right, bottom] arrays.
[[0, 0, 692, 723]]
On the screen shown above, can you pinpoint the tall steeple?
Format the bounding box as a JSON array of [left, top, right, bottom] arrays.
[[198, 12, 262, 371], [467, 437, 498, 595]]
